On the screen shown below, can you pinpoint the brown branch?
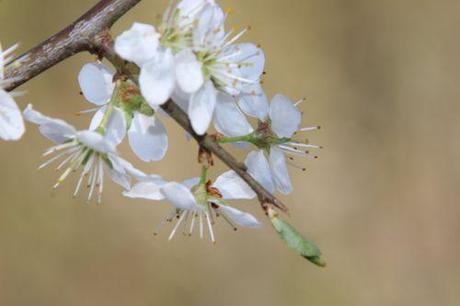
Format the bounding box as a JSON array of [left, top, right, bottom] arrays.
[[4, 0, 141, 91], [4, 0, 288, 212]]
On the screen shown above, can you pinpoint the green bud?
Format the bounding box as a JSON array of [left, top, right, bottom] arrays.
[[268, 208, 326, 267]]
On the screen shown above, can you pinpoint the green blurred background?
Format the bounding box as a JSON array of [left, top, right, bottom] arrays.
[[1, 0, 459, 305]]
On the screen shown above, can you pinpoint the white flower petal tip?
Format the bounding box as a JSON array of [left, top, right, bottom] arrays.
[[193, 3, 225, 49], [23, 104, 48, 125], [23, 104, 76, 144], [181, 177, 200, 189], [269, 94, 302, 138], [245, 150, 275, 194], [76, 130, 116, 153], [161, 182, 199, 211], [104, 107, 127, 146], [213, 170, 256, 200], [139, 49, 175, 107], [78, 62, 114, 105], [233, 43, 265, 81], [128, 113, 168, 162], [123, 181, 165, 201], [190, 20, 264, 97], [269, 147, 292, 195], [189, 80, 217, 135], [175, 49, 204, 94], [217, 205, 262, 229], [0, 90, 25, 141], [213, 93, 253, 137], [115, 22, 160, 66], [238, 84, 269, 120]]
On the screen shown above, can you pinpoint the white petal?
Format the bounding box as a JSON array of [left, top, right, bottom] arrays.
[[77, 130, 116, 153], [23, 104, 76, 143], [38, 123, 75, 144], [128, 113, 168, 162], [182, 177, 200, 190], [269, 94, 301, 138], [193, 3, 225, 48], [0, 90, 24, 141], [232, 43, 265, 81], [114, 22, 160, 66], [213, 92, 253, 137], [78, 62, 114, 105], [269, 146, 292, 195], [161, 182, 199, 210], [177, 0, 215, 27], [213, 170, 256, 200], [188, 80, 216, 135], [88, 106, 106, 131], [89, 106, 126, 146], [123, 181, 165, 200], [109, 170, 131, 190], [115, 157, 164, 183], [139, 48, 175, 107], [218, 205, 261, 228], [245, 150, 275, 194], [105, 107, 127, 146], [175, 49, 204, 94], [23, 104, 68, 127], [238, 83, 269, 120], [107, 155, 131, 190], [171, 87, 191, 112]]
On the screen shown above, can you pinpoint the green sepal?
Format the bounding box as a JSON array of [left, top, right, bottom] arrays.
[[114, 80, 155, 118], [269, 210, 326, 267]]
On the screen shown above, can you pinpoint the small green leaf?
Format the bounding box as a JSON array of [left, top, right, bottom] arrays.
[[269, 209, 326, 267]]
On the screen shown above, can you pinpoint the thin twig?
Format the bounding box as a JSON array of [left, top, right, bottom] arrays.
[[3, 0, 288, 212]]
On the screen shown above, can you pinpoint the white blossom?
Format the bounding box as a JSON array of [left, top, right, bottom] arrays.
[[125, 170, 260, 242], [23, 105, 152, 203], [160, 0, 216, 50], [115, 2, 265, 136], [243, 94, 321, 195], [114, 22, 160, 67], [114, 22, 176, 107], [172, 4, 265, 135], [0, 43, 24, 141], [114, 0, 214, 108], [78, 62, 168, 162]]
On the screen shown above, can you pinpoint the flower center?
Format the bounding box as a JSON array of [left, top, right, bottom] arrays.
[[251, 120, 290, 151]]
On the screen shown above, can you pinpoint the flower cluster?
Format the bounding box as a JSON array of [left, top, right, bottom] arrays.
[[3, 0, 320, 245]]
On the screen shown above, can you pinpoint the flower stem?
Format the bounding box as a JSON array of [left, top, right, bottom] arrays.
[[96, 102, 114, 134], [216, 134, 254, 144], [96, 79, 123, 134], [199, 165, 208, 185]]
